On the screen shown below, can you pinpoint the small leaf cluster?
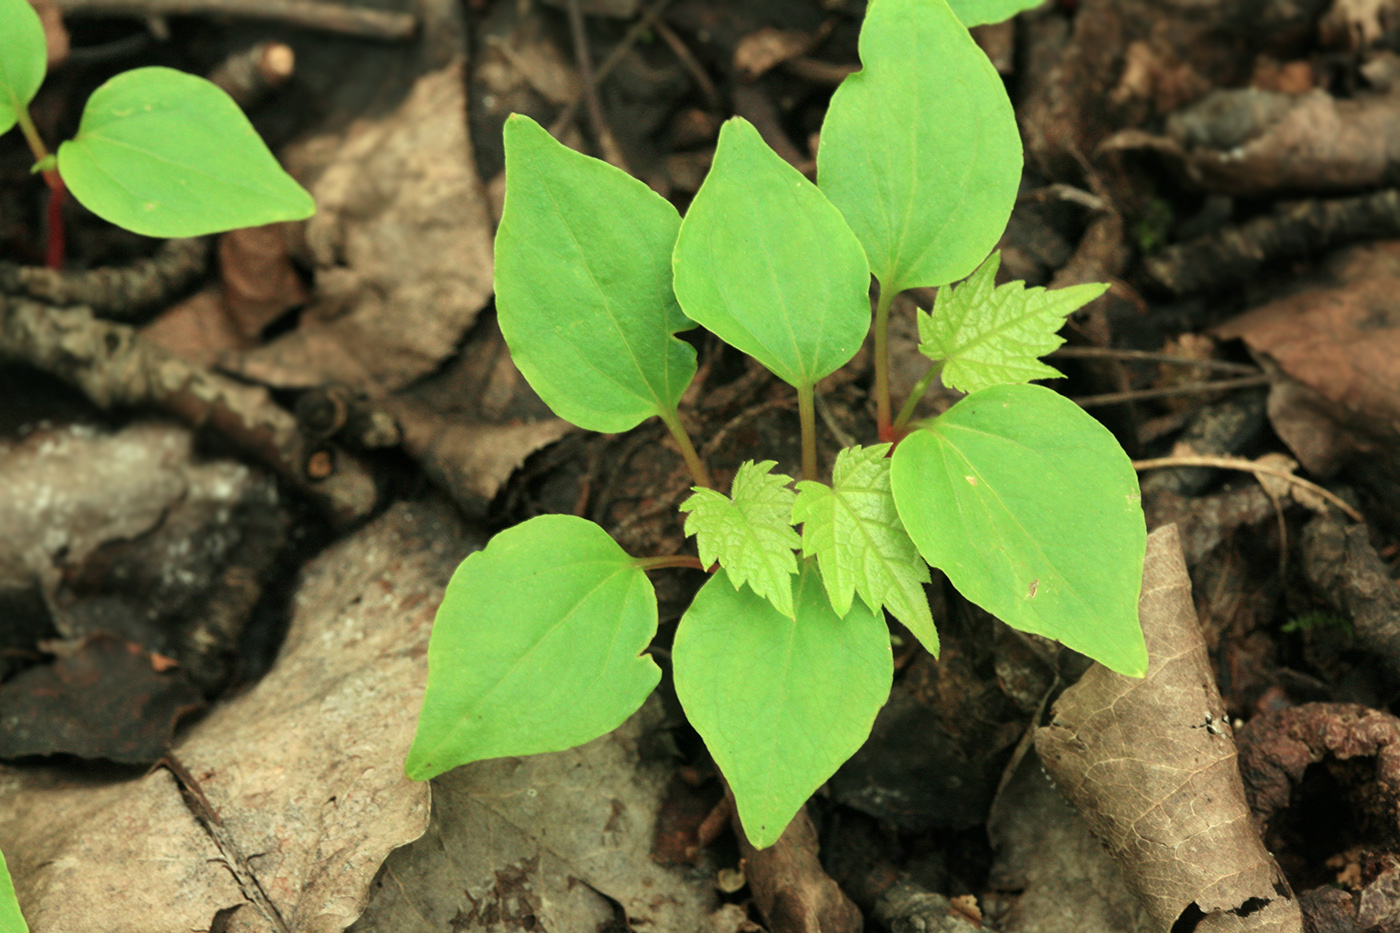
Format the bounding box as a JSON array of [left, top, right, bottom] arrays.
[[409, 0, 1148, 849], [0, 0, 313, 237]]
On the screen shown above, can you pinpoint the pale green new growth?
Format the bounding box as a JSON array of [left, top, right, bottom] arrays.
[[793, 445, 937, 655], [674, 564, 892, 848], [917, 252, 1110, 393], [0, 0, 45, 137], [680, 460, 800, 617]]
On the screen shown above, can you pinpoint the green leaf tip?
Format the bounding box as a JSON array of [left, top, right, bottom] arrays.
[[891, 384, 1148, 676], [917, 252, 1110, 393], [406, 514, 661, 781], [679, 460, 800, 617], [674, 563, 893, 849], [0, 0, 47, 139], [495, 113, 696, 434], [57, 67, 315, 237], [672, 116, 870, 391], [947, 0, 1044, 27], [0, 845, 27, 933], [792, 444, 938, 655], [818, 0, 1021, 292]]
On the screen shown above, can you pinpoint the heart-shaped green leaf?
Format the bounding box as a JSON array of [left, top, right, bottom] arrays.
[[406, 515, 661, 779], [674, 563, 892, 849], [0, 0, 47, 138], [890, 384, 1148, 675], [948, 0, 1043, 26], [0, 846, 26, 933], [793, 444, 937, 654], [56, 67, 315, 237], [673, 117, 870, 391], [496, 114, 697, 433], [818, 0, 1021, 292]]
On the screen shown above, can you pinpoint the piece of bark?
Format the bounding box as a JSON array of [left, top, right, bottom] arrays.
[[1123, 88, 1400, 195], [1035, 524, 1303, 932], [0, 296, 376, 525], [737, 802, 862, 933], [1300, 512, 1400, 684], [1236, 704, 1400, 867], [1143, 190, 1400, 297]]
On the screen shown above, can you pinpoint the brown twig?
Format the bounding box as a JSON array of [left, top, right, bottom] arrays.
[[564, 0, 629, 170], [53, 0, 416, 40], [651, 16, 721, 109], [1072, 374, 1271, 407], [1048, 345, 1261, 375], [550, 0, 681, 136], [0, 237, 210, 320], [1132, 454, 1363, 522], [1, 295, 377, 526]]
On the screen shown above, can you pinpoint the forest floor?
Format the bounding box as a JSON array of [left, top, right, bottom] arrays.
[[2, 0, 1400, 931]]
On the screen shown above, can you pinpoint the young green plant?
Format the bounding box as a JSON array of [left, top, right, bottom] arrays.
[[408, 0, 1148, 849], [0, 0, 314, 261]]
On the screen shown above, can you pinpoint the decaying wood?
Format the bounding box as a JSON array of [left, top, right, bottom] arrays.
[[0, 238, 210, 320], [0, 295, 376, 525], [53, 0, 416, 39]]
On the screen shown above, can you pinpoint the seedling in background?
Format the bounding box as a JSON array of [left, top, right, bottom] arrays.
[[409, 0, 1148, 849], [0, 0, 314, 265]]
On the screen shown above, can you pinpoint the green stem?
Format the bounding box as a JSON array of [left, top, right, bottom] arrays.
[[797, 382, 817, 482], [659, 407, 713, 489], [634, 554, 707, 572], [873, 283, 897, 441], [14, 108, 60, 193], [891, 360, 945, 437]]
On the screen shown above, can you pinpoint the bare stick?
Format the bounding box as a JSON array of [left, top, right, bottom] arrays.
[[1072, 374, 1271, 407], [564, 0, 628, 169], [1132, 454, 1362, 522], [54, 0, 416, 40], [1, 295, 377, 526]]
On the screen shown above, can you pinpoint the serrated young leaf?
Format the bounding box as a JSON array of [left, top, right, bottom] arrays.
[[679, 460, 800, 617], [917, 252, 1109, 393], [792, 444, 938, 655]]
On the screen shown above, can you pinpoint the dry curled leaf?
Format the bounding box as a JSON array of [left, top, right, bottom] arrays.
[[1035, 524, 1303, 932]]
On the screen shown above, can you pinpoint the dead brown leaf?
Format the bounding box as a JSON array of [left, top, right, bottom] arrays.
[[1213, 240, 1400, 475], [228, 61, 494, 393], [348, 698, 717, 932], [0, 634, 202, 763], [0, 500, 473, 932], [1035, 524, 1303, 931]]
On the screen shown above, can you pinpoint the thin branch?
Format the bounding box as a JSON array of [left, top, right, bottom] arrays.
[[564, 0, 628, 170], [1, 295, 377, 526], [1132, 454, 1362, 522], [53, 0, 416, 40], [1048, 346, 1261, 375], [1073, 374, 1271, 407]]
